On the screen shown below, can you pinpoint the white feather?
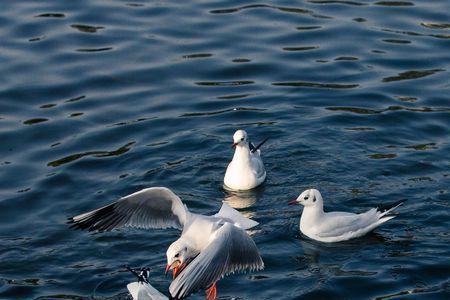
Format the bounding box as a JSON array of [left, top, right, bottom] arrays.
[[127, 282, 167, 300]]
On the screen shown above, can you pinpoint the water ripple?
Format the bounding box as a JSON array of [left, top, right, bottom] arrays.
[[76, 47, 113, 52], [195, 81, 254, 86], [420, 22, 450, 29], [35, 13, 65, 18], [210, 4, 312, 15], [182, 53, 213, 59], [70, 24, 105, 33], [47, 142, 135, 167], [273, 82, 359, 89], [327, 105, 450, 114], [296, 26, 322, 31], [382, 69, 445, 82], [180, 107, 266, 117], [282, 46, 319, 51], [374, 1, 414, 6], [216, 94, 252, 100], [23, 118, 49, 125], [308, 0, 367, 6]]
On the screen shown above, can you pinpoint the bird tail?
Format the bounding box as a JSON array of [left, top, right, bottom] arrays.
[[377, 199, 406, 218], [250, 137, 269, 154], [215, 202, 258, 229]]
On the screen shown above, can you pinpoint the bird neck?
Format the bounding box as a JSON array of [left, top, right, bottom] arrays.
[[301, 204, 324, 223], [232, 143, 251, 162]]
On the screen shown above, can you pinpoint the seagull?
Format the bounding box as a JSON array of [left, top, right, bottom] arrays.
[[288, 189, 405, 243], [68, 187, 264, 300], [224, 130, 267, 191], [126, 266, 168, 300]]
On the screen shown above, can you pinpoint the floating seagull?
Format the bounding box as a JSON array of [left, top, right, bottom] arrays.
[[68, 187, 264, 300], [224, 130, 267, 191], [126, 266, 168, 300], [288, 189, 405, 243]]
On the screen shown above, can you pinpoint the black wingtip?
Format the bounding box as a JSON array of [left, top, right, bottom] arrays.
[[251, 137, 269, 153], [377, 199, 407, 213]]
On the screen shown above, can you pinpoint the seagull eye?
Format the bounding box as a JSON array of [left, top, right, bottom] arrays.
[[241, 138, 244, 141], [174, 253, 180, 258], [304, 196, 309, 200]]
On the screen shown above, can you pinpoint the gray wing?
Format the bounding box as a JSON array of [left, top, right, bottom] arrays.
[[316, 210, 378, 238], [68, 187, 188, 232], [251, 154, 265, 178], [169, 222, 264, 299]]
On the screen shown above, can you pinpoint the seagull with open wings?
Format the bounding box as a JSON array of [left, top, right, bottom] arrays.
[[68, 187, 264, 300]]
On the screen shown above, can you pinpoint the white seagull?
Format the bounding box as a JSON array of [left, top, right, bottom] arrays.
[[68, 187, 264, 300], [224, 130, 267, 191], [288, 189, 405, 243], [126, 267, 167, 300]]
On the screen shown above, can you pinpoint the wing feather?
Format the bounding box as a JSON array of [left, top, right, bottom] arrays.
[[317, 210, 379, 238], [68, 187, 187, 232], [169, 223, 263, 299]]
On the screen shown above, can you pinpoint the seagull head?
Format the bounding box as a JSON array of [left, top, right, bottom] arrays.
[[165, 239, 196, 279], [232, 129, 248, 148], [288, 189, 323, 207]]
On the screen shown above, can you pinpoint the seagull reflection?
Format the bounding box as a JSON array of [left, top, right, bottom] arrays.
[[299, 232, 389, 264], [223, 188, 263, 230], [224, 186, 264, 208]]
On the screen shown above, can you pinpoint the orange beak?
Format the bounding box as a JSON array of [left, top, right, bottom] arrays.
[[165, 260, 183, 279], [172, 266, 181, 279]]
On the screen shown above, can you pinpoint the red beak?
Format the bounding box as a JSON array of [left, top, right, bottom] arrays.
[[164, 264, 170, 275], [165, 261, 185, 279], [231, 143, 237, 148], [172, 266, 180, 279], [288, 199, 298, 205]]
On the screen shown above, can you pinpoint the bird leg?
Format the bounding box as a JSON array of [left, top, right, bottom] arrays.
[[206, 283, 217, 300]]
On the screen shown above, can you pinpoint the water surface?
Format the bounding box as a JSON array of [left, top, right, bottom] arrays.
[[1, 0, 449, 299]]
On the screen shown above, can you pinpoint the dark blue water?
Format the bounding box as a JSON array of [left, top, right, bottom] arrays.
[[1, 0, 449, 299]]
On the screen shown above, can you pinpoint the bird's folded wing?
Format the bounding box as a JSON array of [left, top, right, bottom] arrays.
[[252, 158, 266, 178], [169, 222, 264, 299], [316, 210, 377, 238], [68, 187, 187, 232]]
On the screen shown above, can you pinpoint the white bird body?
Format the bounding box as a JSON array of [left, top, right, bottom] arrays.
[[291, 189, 404, 243], [224, 130, 266, 191], [69, 187, 263, 300], [127, 282, 167, 300]]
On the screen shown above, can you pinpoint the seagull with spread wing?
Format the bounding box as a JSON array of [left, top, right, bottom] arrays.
[[68, 187, 264, 300]]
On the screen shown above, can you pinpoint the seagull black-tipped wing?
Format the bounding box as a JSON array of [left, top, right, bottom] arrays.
[[250, 137, 269, 153], [68, 187, 187, 232], [169, 222, 264, 299]]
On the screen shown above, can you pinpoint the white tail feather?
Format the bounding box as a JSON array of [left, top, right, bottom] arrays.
[[215, 202, 258, 229]]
